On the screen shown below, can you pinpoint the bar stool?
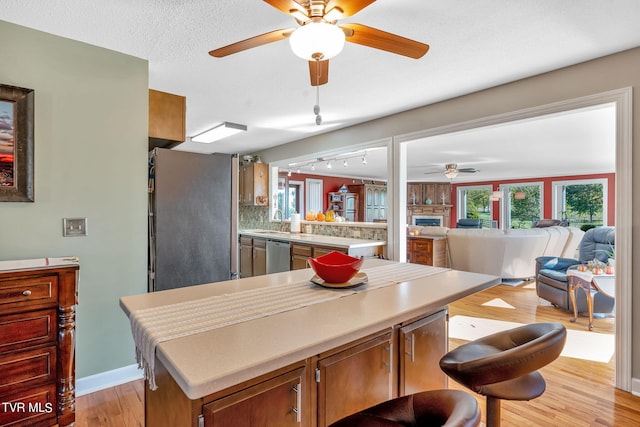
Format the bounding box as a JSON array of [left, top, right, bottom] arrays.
[[328, 389, 481, 427], [439, 322, 566, 427]]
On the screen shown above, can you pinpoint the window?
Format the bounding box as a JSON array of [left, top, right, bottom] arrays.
[[552, 178, 607, 228], [501, 183, 543, 229], [275, 175, 304, 219], [306, 178, 323, 214], [456, 185, 493, 227]]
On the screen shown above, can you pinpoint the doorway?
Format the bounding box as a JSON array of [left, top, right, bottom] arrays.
[[393, 88, 632, 391]]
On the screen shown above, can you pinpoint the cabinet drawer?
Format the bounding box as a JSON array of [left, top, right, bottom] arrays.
[[0, 276, 58, 312], [292, 244, 312, 257], [240, 236, 252, 247], [0, 309, 57, 354], [253, 238, 266, 249], [0, 383, 56, 427], [0, 346, 56, 394]]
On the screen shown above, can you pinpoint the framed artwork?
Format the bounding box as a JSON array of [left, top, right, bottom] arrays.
[[0, 84, 34, 202]]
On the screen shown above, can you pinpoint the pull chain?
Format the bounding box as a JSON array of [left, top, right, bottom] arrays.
[[314, 61, 322, 125]]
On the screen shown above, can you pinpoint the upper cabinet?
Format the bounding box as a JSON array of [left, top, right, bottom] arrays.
[[240, 163, 269, 206], [148, 89, 186, 150], [349, 184, 387, 222], [408, 182, 451, 205]]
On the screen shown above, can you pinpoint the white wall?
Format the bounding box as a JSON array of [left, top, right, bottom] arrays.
[[0, 21, 148, 377]]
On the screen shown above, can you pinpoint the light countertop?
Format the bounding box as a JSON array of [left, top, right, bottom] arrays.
[[240, 229, 386, 249], [120, 259, 498, 400]]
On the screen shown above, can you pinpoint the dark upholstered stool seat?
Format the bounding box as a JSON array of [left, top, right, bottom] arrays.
[[440, 322, 566, 427], [328, 389, 480, 427]]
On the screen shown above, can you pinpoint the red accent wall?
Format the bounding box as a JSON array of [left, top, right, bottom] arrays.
[[450, 173, 615, 228], [281, 172, 386, 213]]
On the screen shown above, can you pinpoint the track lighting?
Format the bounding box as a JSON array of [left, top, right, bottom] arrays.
[[326, 161, 332, 169], [287, 170, 292, 177], [362, 156, 367, 165], [343, 159, 348, 167], [311, 163, 315, 171]]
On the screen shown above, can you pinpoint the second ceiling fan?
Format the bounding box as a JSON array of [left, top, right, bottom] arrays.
[[209, 0, 430, 86]]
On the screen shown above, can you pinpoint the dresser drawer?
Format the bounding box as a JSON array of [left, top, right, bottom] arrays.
[[0, 276, 58, 312], [0, 309, 57, 354], [0, 346, 56, 394], [0, 383, 57, 427]]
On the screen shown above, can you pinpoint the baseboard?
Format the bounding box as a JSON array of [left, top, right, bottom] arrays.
[[632, 377, 640, 396], [76, 364, 143, 397]]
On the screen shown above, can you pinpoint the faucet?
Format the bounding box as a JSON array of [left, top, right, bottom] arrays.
[[273, 209, 285, 231]]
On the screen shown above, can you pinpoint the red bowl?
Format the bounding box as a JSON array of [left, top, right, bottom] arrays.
[[308, 251, 364, 284]]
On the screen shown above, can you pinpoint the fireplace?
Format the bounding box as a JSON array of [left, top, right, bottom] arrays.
[[412, 215, 443, 227]]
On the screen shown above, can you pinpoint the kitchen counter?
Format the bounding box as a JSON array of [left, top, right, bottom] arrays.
[[240, 229, 386, 250], [120, 259, 498, 402]]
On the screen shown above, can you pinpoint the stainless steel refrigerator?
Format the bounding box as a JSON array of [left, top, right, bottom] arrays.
[[148, 148, 238, 292]]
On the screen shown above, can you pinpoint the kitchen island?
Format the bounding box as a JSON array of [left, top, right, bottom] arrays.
[[120, 259, 498, 427]]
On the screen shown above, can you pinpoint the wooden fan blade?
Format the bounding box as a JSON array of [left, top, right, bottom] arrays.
[[209, 29, 294, 58], [325, 0, 376, 18], [309, 60, 329, 86], [263, 0, 307, 16], [341, 23, 429, 59], [458, 168, 479, 173]]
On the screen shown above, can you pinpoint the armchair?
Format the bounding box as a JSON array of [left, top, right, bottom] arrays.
[[535, 227, 615, 314]]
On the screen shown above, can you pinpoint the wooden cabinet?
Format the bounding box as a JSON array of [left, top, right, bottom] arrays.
[[0, 263, 79, 427], [408, 182, 451, 206], [327, 192, 358, 222], [203, 367, 307, 427], [239, 237, 253, 278], [399, 310, 448, 395], [253, 238, 267, 277], [349, 184, 387, 222], [316, 330, 394, 427], [291, 244, 312, 270], [148, 89, 186, 150], [407, 237, 448, 267], [240, 163, 269, 206]]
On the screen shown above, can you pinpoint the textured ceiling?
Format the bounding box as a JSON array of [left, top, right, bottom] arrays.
[[2, 0, 637, 179]]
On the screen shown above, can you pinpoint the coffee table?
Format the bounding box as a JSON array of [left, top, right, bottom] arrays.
[[567, 269, 615, 330]]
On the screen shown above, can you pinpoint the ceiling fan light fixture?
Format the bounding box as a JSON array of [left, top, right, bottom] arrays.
[[444, 170, 458, 179], [191, 122, 247, 143], [289, 21, 345, 61]]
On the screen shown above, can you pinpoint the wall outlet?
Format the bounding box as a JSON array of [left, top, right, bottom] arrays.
[[63, 218, 87, 237]]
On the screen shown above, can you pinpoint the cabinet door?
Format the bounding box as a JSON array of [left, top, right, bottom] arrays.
[[204, 367, 306, 427], [253, 239, 267, 276], [399, 309, 447, 396], [291, 244, 312, 270], [317, 331, 394, 427], [239, 238, 253, 278], [407, 184, 423, 205]]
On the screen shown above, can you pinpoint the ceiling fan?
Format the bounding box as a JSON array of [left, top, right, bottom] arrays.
[[424, 163, 479, 179], [209, 0, 430, 86]]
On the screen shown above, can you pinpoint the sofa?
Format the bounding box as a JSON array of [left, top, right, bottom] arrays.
[[409, 225, 585, 280], [535, 227, 615, 314]]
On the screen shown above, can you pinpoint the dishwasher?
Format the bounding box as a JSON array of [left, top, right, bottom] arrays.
[[266, 239, 291, 274]]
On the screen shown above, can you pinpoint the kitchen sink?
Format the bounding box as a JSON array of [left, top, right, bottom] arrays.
[[248, 229, 291, 236]]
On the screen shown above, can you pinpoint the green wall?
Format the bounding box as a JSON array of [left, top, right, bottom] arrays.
[[0, 21, 148, 377]]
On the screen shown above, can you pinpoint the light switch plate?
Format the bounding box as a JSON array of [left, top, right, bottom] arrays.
[[63, 218, 87, 237]]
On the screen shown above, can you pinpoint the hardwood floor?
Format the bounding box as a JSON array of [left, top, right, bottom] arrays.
[[75, 282, 640, 426]]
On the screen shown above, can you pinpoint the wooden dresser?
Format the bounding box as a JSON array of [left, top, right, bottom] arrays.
[[407, 236, 448, 268], [0, 259, 79, 427]]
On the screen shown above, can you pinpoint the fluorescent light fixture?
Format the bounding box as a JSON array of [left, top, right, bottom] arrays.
[[191, 122, 247, 143]]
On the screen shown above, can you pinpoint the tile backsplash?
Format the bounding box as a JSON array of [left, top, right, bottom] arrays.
[[239, 206, 387, 241]]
